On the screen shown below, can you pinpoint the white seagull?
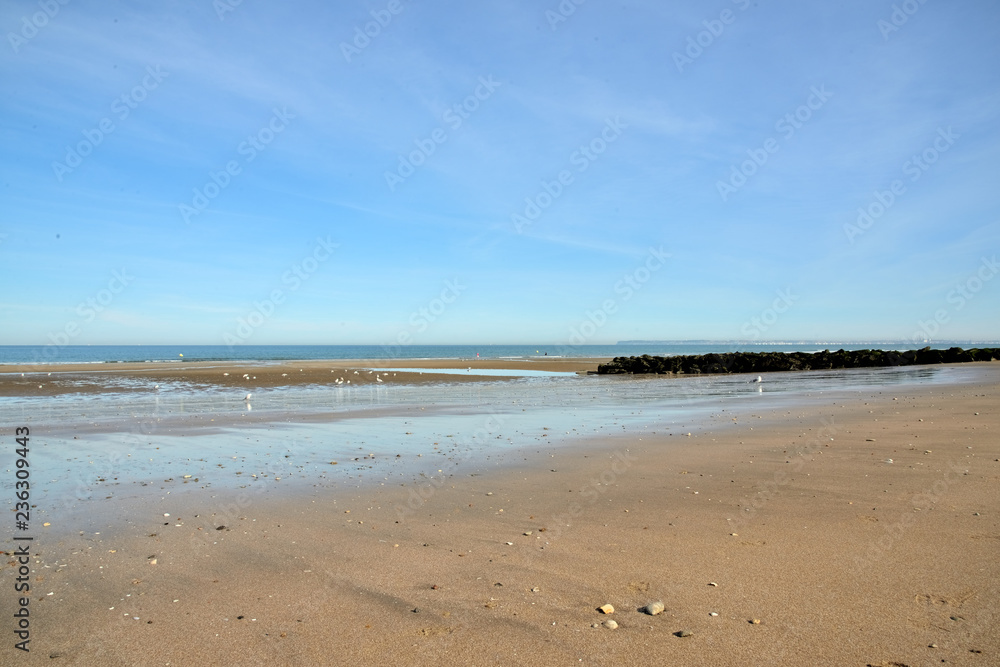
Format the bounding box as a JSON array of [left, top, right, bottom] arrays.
[[243, 393, 252, 401], [750, 376, 763, 384]]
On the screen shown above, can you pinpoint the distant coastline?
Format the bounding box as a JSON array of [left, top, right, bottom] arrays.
[[1, 341, 994, 366]]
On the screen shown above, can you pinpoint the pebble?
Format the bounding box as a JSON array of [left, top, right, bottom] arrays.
[[676, 630, 694, 637], [603, 620, 618, 630], [709, 612, 719, 617], [642, 601, 665, 616], [524, 531, 532, 536], [750, 618, 761, 624], [598, 604, 614, 614]]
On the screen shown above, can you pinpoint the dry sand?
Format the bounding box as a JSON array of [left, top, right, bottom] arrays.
[[3, 365, 998, 665]]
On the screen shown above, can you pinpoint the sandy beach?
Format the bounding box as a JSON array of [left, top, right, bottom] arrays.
[[0, 358, 606, 398], [2, 362, 998, 665]]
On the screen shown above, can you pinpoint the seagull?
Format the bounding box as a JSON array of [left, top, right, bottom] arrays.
[[154, 385, 160, 391], [376, 375, 383, 383], [243, 393, 252, 401], [750, 376, 763, 384]]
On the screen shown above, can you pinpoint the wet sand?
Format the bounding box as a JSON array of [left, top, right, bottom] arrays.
[[4, 365, 997, 665], [0, 358, 607, 397]]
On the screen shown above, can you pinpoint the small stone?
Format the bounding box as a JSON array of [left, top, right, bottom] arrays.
[[675, 630, 694, 637], [750, 618, 761, 624], [929, 643, 938, 648], [642, 601, 665, 616], [598, 604, 614, 614], [709, 612, 719, 617], [603, 620, 618, 630], [523, 531, 532, 536], [531, 587, 540, 593], [505, 542, 513, 546]]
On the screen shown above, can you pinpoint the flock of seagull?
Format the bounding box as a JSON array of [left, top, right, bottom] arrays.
[[234, 368, 397, 403]]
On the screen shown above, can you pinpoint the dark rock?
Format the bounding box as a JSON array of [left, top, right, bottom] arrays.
[[596, 347, 998, 376]]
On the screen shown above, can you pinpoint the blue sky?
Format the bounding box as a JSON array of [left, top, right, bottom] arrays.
[[1, 0, 998, 345]]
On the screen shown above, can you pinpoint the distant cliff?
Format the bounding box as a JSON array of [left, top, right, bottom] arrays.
[[596, 347, 999, 375]]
